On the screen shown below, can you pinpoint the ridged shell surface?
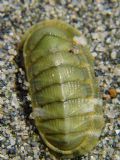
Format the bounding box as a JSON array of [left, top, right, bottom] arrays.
[[21, 20, 104, 158]]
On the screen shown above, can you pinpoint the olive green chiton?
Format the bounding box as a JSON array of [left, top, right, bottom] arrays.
[[20, 20, 104, 158]]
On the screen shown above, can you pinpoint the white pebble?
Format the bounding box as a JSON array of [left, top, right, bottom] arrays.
[[111, 51, 117, 59], [115, 130, 120, 135], [10, 138, 15, 146], [91, 52, 97, 57]]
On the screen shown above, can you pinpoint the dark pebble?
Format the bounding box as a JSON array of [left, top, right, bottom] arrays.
[[7, 146, 16, 155]]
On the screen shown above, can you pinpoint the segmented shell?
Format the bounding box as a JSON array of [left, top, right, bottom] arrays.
[[20, 20, 104, 158]]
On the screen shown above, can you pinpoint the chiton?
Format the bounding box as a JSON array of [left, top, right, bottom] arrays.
[[20, 20, 104, 158]]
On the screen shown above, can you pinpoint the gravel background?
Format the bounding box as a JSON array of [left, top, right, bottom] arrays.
[[0, 0, 120, 160]]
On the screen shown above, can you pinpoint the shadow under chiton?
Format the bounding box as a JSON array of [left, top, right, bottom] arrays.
[[19, 19, 104, 159]]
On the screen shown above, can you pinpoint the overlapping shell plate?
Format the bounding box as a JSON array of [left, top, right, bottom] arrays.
[[20, 20, 104, 158]]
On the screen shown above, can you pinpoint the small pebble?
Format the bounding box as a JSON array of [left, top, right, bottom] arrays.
[[91, 52, 97, 57], [111, 51, 117, 60], [108, 88, 117, 98]]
